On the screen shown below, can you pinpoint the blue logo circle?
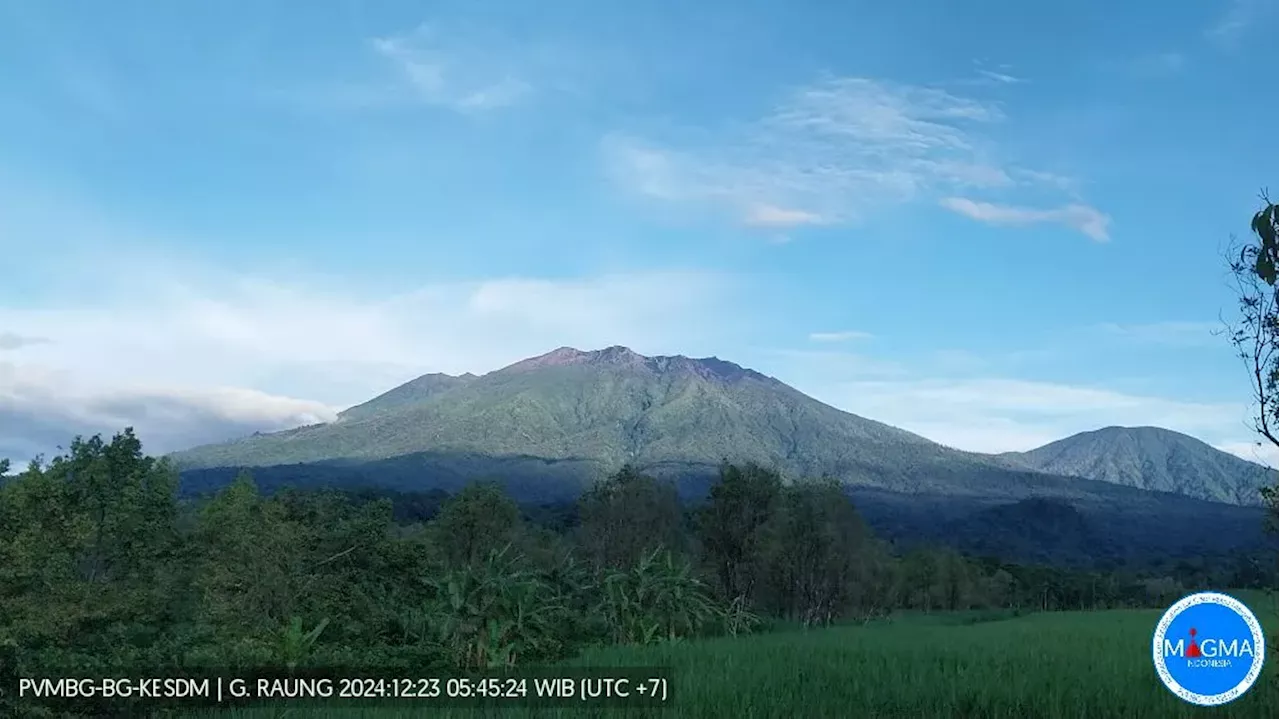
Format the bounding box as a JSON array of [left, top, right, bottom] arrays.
[[1152, 592, 1266, 706]]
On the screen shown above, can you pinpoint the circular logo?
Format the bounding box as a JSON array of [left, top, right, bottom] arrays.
[[1152, 592, 1266, 706]]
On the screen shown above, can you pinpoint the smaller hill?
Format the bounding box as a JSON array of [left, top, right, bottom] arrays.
[[1000, 426, 1274, 506]]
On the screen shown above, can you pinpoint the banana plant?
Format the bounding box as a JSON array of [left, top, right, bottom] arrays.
[[420, 545, 568, 670], [594, 548, 721, 645], [278, 616, 329, 671]]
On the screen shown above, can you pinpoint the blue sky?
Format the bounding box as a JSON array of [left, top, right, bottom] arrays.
[[1, 0, 1277, 467]]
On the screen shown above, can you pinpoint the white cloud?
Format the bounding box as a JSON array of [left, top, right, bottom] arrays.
[[744, 204, 827, 228], [606, 76, 1094, 234], [1010, 168, 1078, 192], [0, 365, 336, 463], [975, 69, 1024, 85], [939, 197, 1111, 241], [817, 376, 1259, 457], [751, 345, 1269, 465], [1214, 441, 1279, 468], [0, 260, 736, 462], [367, 23, 533, 113], [1207, 0, 1266, 47], [808, 331, 874, 342]]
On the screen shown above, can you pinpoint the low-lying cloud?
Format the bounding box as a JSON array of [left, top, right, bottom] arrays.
[[0, 261, 737, 464]]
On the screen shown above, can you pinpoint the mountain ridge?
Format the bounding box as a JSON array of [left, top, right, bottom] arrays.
[[999, 425, 1273, 505], [170, 346, 1271, 506]]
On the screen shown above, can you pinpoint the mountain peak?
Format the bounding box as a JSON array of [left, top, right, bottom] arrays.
[[1092, 425, 1172, 435], [499, 346, 773, 385], [503, 345, 645, 371], [1007, 424, 1272, 505]]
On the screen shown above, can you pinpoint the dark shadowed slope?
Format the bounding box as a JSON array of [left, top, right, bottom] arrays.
[[171, 348, 1259, 506], [998, 426, 1274, 506]]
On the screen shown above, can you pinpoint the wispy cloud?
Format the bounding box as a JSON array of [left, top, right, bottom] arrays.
[[294, 22, 543, 114], [975, 69, 1024, 85], [1094, 321, 1220, 346], [370, 24, 533, 112], [1207, 0, 1265, 47], [1130, 52, 1186, 77], [0, 332, 50, 351], [604, 76, 1095, 227], [606, 76, 1090, 234], [939, 197, 1111, 241], [1010, 169, 1078, 193], [743, 204, 827, 228], [808, 330, 873, 342]]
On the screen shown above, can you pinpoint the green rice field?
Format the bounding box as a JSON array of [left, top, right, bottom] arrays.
[[190, 592, 1278, 719]]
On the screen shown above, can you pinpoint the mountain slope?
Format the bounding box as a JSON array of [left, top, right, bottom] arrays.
[[999, 426, 1273, 505], [337, 372, 476, 422], [175, 346, 945, 481], [173, 346, 1095, 499], [170, 347, 1265, 507]]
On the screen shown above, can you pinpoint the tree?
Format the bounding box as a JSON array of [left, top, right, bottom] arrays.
[[1221, 198, 1279, 525], [427, 482, 522, 567], [1223, 198, 1279, 447], [576, 465, 684, 570], [758, 477, 873, 625], [695, 462, 782, 603], [193, 471, 305, 640]]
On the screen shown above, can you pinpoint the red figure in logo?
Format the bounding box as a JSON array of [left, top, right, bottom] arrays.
[[1186, 628, 1202, 658]]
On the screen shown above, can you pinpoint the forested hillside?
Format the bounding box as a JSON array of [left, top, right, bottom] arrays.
[[2, 429, 1274, 717]]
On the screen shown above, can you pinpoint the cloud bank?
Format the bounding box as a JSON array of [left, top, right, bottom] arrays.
[[0, 261, 735, 462]]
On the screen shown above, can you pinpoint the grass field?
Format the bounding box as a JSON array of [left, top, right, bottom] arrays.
[[189, 593, 1278, 719]]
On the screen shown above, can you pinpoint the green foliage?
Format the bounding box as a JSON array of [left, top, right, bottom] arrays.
[[428, 482, 521, 567], [186, 601, 1278, 719], [1250, 202, 1278, 286], [1219, 197, 1279, 541], [577, 465, 685, 569], [415, 545, 570, 670], [1224, 197, 1280, 448], [278, 616, 329, 671], [2, 429, 1275, 718], [696, 462, 781, 602], [595, 548, 719, 645], [757, 477, 877, 625]]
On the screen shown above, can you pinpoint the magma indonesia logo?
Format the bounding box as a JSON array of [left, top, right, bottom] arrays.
[[1152, 592, 1266, 706]]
